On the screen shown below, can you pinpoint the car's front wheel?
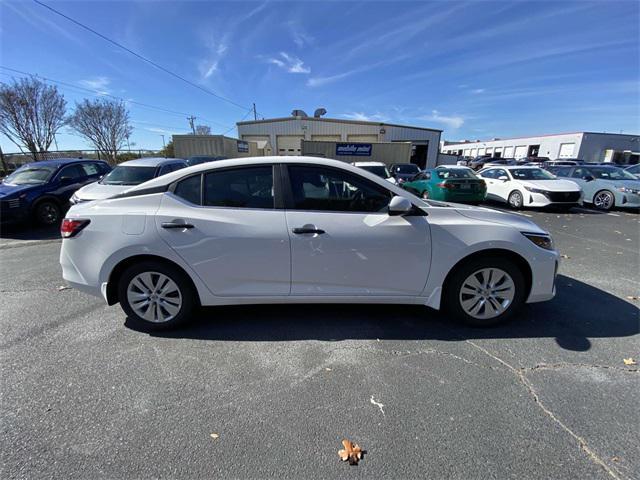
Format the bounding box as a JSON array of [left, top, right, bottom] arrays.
[[443, 257, 526, 326], [118, 261, 197, 329], [507, 190, 524, 209], [592, 190, 614, 211]]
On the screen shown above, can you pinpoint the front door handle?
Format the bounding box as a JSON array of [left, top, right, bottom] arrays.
[[292, 227, 325, 235], [162, 221, 194, 229]]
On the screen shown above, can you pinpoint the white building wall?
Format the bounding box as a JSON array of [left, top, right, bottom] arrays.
[[444, 132, 640, 163]]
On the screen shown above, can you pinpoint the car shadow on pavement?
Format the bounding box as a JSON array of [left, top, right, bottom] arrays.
[[125, 275, 639, 351], [0, 222, 60, 241]]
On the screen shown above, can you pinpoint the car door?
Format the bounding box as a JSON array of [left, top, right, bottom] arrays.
[[491, 168, 513, 201], [54, 164, 89, 201], [479, 169, 501, 201], [283, 164, 431, 296], [569, 167, 594, 201], [156, 165, 291, 296]]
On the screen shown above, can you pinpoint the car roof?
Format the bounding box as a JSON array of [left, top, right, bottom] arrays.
[[124, 156, 401, 193], [434, 165, 471, 169], [19, 158, 104, 168], [352, 161, 386, 166], [118, 157, 185, 167]]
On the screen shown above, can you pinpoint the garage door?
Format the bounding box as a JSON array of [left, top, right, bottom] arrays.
[[277, 135, 304, 156], [558, 143, 575, 158], [478, 148, 486, 156], [311, 135, 341, 141], [514, 146, 527, 159], [346, 135, 378, 143], [504, 146, 514, 158]]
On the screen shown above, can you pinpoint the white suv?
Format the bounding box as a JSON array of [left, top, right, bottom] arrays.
[[60, 157, 558, 329], [351, 162, 398, 184]]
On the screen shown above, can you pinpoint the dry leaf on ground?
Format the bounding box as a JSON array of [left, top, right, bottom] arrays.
[[626, 296, 638, 301], [338, 439, 363, 465], [623, 358, 636, 366], [58, 285, 70, 291], [560, 254, 570, 259], [210, 433, 219, 439]]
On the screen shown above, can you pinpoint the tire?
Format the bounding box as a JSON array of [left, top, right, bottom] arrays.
[[34, 200, 61, 226], [592, 190, 614, 211], [421, 190, 429, 199], [443, 256, 526, 327], [507, 190, 524, 209], [118, 260, 197, 330]]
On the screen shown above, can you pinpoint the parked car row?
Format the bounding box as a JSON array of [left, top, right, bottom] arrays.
[[351, 162, 640, 212]]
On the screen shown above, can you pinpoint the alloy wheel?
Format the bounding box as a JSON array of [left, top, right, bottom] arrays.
[[508, 191, 522, 208], [459, 268, 516, 320], [593, 191, 613, 210], [126, 271, 182, 323], [38, 203, 59, 225]]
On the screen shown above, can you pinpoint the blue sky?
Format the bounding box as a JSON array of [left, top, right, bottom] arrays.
[[1, 0, 639, 152]]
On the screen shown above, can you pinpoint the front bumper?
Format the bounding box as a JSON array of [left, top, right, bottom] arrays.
[[526, 251, 559, 304], [0, 200, 30, 224], [524, 191, 582, 207], [618, 192, 640, 208]]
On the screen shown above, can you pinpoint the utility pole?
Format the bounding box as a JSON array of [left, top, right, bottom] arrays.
[[160, 135, 166, 148], [187, 116, 196, 134], [253, 103, 257, 121], [0, 145, 8, 174]]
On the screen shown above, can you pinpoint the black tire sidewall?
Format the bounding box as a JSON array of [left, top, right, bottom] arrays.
[[443, 257, 527, 327], [118, 261, 196, 330], [35, 201, 61, 226]]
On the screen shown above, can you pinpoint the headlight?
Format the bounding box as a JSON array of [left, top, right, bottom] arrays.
[[70, 193, 80, 204], [618, 186, 640, 195], [522, 232, 555, 251], [524, 186, 547, 194]]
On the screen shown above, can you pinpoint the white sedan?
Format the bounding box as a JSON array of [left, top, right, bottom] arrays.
[[60, 157, 558, 329], [478, 166, 582, 209]]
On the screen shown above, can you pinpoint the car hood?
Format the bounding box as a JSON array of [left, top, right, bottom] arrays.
[[0, 182, 37, 198], [520, 179, 581, 191], [74, 181, 131, 201], [453, 203, 547, 233]]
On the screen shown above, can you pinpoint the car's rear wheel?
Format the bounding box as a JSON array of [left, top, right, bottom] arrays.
[[508, 190, 524, 209], [421, 190, 429, 199], [443, 257, 526, 327], [118, 261, 197, 329], [34, 201, 61, 226], [592, 190, 614, 211]]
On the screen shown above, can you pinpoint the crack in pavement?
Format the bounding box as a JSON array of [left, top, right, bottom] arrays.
[[466, 340, 625, 480], [522, 362, 638, 374]]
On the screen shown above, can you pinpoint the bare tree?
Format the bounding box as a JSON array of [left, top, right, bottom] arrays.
[[0, 77, 67, 160], [69, 98, 132, 162], [194, 124, 211, 135]]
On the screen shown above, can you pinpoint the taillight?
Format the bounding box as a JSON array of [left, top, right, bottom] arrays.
[[437, 182, 455, 189], [60, 218, 90, 238]]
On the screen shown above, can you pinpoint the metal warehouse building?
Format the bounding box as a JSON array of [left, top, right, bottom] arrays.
[[172, 135, 259, 159], [236, 112, 442, 169], [442, 132, 640, 164]]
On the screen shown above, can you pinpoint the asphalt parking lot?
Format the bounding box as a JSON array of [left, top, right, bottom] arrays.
[[1, 206, 638, 479]]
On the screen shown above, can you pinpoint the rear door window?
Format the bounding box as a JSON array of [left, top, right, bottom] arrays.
[[174, 175, 202, 205], [204, 166, 274, 209]]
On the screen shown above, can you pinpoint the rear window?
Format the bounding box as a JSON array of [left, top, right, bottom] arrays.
[[174, 175, 201, 204], [394, 164, 420, 174], [436, 169, 477, 179], [101, 166, 157, 185]]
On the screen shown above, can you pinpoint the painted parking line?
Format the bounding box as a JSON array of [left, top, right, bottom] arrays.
[[607, 212, 621, 217]]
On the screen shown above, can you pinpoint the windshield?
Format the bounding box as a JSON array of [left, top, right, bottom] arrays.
[[395, 164, 419, 174], [589, 167, 637, 180], [510, 168, 555, 180], [3, 166, 56, 185], [436, 168, 477, 179], [187, 156, 217, 166], [101, 166, 157, 185], [361, 165, 390, 178]]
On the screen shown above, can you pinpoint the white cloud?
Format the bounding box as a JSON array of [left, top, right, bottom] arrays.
[[266, 52, 310, 74], [341, 112, 389, 122], [422, 110, 465, 129], [287, 21, 313, 48], [472, 88, 485, 94], [198, 38, 228, 80], [307, 54, 410, 88], [78, 77, 111, 95]]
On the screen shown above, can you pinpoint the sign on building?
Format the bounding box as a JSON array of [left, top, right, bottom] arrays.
[[237, 140, 249, 153], [336, 143, 372, 156]]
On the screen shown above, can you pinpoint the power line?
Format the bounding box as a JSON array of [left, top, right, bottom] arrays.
[[0, 66, 232, 130], [33, 0, 257, 113]]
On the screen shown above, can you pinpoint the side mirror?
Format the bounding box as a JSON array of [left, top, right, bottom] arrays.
[[59, 176, 73, 184], [584, 175, 595, 182], [498, 175, 509, 181], [388, 195, 413, 216]]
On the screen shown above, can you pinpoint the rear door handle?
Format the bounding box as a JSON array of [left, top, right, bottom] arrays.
[[162, 222, 194, 229], [292, 227, 325, 235]]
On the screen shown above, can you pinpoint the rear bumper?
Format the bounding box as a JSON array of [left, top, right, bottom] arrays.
[[60, 242, 104, 300]]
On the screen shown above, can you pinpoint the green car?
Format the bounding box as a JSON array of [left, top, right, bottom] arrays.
[[402, 166, 487, 203]]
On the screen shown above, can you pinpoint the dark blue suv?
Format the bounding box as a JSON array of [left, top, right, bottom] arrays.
[[0, 158, 111, 226]]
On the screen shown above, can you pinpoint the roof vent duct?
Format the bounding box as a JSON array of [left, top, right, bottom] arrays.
[[313, 108, 327, 118], [291, 109, 308, 117]]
